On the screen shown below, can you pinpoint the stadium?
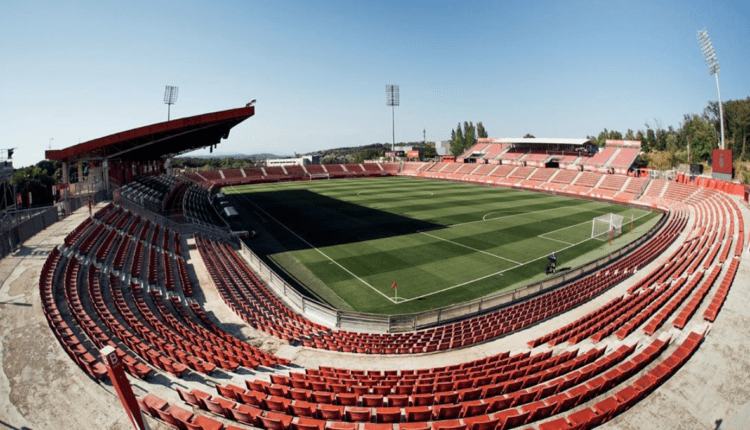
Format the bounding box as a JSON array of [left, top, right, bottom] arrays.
[[1, 102, 749, 430]]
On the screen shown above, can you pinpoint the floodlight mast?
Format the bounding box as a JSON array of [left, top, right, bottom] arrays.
[[386, 85, 399, 153], [164, 85, 179, 121], [697, 29, 724, 150]]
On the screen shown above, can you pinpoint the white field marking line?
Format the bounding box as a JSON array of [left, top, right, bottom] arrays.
[[417, 201, 605, 233], [398, 209, 655, 304], [229, 186, 397, 304], [480, 202, 596, 222], [419, 231, 523, 265], [538, 208, 652, 241], [540, 236, 576, 245], [356, 190, 434, 197]]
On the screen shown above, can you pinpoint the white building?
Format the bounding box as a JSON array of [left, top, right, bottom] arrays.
[[264, 155, 320, 167]]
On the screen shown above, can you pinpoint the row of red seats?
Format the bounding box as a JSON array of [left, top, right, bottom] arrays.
[[703, 257, 740, 322], [543, 331, 704, 430], [128, 282, 221, 374], [143, 332, 687, 430], [106, 274, 189, 376], [39, 248, 108, 380], [147, 289, 265, 370], [533, 188, 732, 349], [58, 211, 290, 379], [197, 237, 325, 343], [85, 265, 153, 378], [184, 300, 289, 368]]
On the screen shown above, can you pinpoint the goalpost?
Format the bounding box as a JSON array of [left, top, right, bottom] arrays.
[[591, 213, 624, 242], [306, 173, 330, 181]]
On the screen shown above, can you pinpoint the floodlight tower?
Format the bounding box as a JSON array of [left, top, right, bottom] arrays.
[[164, 85, 179, 121], [697, 29, 724, 150], [386, 85, 399, 153]]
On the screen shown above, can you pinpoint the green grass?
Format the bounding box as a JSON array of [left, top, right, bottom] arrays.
[[223, 177, 661, 314]]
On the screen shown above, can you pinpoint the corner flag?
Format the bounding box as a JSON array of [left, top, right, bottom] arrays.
[[390, 281, 398, 290], [391, 281, 398, 302]]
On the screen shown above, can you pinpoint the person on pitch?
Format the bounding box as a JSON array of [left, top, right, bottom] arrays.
[[546, 251, 557, 274]]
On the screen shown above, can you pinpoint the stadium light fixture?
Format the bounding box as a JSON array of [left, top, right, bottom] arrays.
[[164, 85, 179, 121], [697, 29, 724, 150], [386, 85, 399, 153]]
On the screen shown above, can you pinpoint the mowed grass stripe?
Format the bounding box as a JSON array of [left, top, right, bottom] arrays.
[[293, 233, 515, 305], [298, 203, 631, 294], [227, 177, 659, 314], [429, 204, 640, 260]]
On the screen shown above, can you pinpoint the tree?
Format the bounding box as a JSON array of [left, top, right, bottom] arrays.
[[451, 122, 465, 156], [464, 121, 476, 150], [680, 114, 718, 162], [423, 142, 437, 159], [10, 160, 61, 207], [724, 97, 750, 159], [449, 120, 487, 156], [477, 122, 488, 138], [523, 133, 535, 138], [645, 128, 656, 152]]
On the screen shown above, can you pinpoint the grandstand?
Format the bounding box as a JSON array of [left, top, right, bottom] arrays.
[[2, 108, 750, 430]]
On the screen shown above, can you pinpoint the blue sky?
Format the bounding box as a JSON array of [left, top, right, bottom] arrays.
[[1, 0, 748, 168]]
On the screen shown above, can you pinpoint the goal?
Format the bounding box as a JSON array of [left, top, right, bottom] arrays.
[[306, 173, 330, 181], [591, 213, 624, 241]]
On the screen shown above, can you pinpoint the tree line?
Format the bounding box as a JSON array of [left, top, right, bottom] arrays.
[[450, 121, 488, 156], [588, 97, 750, 168]]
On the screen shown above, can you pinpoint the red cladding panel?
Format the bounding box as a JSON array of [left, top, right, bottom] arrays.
[[712, 149, 733, 174]]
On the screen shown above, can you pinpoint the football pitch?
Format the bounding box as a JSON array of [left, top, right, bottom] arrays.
[[224, 177, 661, 315]]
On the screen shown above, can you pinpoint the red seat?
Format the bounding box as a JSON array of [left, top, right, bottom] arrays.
[[326, 423, 358, 430], [433, 404, 462, 420], [193, 415, 223, 430], [461, 401, 489, 417], [400, 423, 430, 430], [291, 401, 317, 417], [164, 404, 193, 429], [362, 394, 385, 407], [364, 424, 393, 430], [337, 393, 359, 406], [376, 407, 402, 423], [592, 396, 619, 423], [177, 388, 202, 407], [431, 420, 467, 430], [405, 406, 432, 422], [346, 407, 372, 422], [388, 395, 409, 407], [293, 418, 327, 430], [464, 415, 500, 430], [412, 393, 435, 406], [537, 418, 571, 430], [567, 408, 596, 428], [259, 412, 293, 430], [498, 409, 529, 429], [230, 404, 262, 425]]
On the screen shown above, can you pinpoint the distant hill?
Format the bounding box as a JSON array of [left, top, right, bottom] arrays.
[[302, 141, 435, 163], [171, 141, 435, 168], [177, 152, 290, 160]]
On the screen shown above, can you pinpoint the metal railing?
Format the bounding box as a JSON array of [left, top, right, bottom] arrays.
[[238, 208, 668, 333], [116, 197, 234, 242], [0, 206, 58, 259]]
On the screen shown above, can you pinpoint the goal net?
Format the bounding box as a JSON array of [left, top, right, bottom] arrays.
[[591, 213, 624, 241], [306, 173, 330, 181]]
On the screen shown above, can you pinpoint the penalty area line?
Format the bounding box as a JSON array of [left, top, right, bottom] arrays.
[[398, 210, 656, 304], [419, 231, 522, 265]]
